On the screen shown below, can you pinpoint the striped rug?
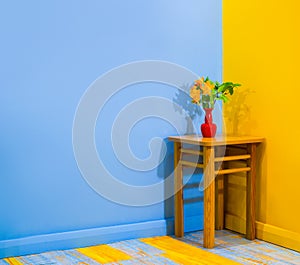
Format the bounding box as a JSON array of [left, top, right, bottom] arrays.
[[1, 230, 300, 264], [179, 230, 300, 265]]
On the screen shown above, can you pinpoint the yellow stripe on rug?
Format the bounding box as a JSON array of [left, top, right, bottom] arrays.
[[141, 236, 240, 265], [3, 258, 23, 265], [77, 244, 132, 263]]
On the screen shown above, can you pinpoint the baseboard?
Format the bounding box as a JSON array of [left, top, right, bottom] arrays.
[[0, 215, 203, 259], [256, 222, 300, 252], [225, 213, 300, 252], [185, 214, 204, 233]]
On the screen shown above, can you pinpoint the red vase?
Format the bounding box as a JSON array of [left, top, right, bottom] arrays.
[[201, 108, 217, 138]]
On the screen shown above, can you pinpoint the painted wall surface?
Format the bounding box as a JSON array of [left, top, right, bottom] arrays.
[[0, 0, 222, 257], [223, 0, 300, 250]]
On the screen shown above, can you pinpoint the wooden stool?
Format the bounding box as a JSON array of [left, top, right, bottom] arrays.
[[168, 135, 264, 248]]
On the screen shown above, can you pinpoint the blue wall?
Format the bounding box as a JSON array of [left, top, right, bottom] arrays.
[[0, 0, 222, 257]]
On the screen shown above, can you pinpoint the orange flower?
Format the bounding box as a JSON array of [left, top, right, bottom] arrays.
[[189, 75, 240, 107], [193, 77, 215, 95], [201, 80, 214, 95], [205, 80, 215, 90], [195, 77, 205, 88], [190, 85, 200, 104]]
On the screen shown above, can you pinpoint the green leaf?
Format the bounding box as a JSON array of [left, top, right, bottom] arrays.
[[217, 84, 226, 93], [228, 87, 234, 95], [218, 94, 229, 103]]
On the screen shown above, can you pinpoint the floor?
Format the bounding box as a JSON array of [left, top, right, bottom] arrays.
[[1, 230, 300, 265]]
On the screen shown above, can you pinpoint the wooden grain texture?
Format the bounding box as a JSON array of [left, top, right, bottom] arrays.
[[174, 141, 184, 237], [181, 148, 203, 155], [214, 154, 251, 162], [215, 174, 224, 230], [218, 167, 251, 175], [246, 143, 257, 240], [203, 146, 215, 248], [215, 146, 224, 230], [180, 160, 204, 168], [168, 135, 264, 146], [168, 135, 264, 248]]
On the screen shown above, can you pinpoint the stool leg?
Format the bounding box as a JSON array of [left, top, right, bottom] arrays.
[[215, 146, 225, 230], [246, 143, 256, 240], [174, 142, 184, 237], [203, 146, 215, 248], [215, 174, 224, 230]]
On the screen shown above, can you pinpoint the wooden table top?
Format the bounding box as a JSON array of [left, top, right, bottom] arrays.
[[168, 135, 265, 146]]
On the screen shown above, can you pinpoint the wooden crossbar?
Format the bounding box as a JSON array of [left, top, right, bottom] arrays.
[[214, 154, 251, 162], [181, 148, 203, 155], [180, 160, 204, 168], [217, 167, 251, 175]]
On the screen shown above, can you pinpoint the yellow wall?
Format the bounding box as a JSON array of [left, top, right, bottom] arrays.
[[223, 0, 300, 251]]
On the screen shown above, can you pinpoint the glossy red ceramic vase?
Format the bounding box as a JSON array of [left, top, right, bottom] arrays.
[[201, 108, 217, 137]]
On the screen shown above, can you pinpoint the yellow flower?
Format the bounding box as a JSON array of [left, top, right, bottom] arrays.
[[189, 75, 240, 107], [193, 77, 215, 95], [190, 85, 200, 104], [195, 77, 205, 87], [205, 80, 215, 90], [200, 80, 213, 95]]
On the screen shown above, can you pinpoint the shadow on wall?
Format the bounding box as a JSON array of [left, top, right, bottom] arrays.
[[173, 84, 202, 135], [158, 137, 204, 233], [223, 86, 268, 226], [157, 138, 175, 229], [156, 86, 205, 232], [224, 88, 257, 135]]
